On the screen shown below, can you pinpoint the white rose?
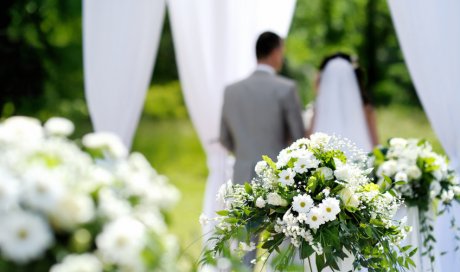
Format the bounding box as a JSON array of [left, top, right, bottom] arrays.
[[339, 188, 360, 209], [380, 160, 398, 177], [406, 166, 422, 180], [255, 197, 266, 208], [267, 193, 287, 207], [395, 172, 408, 183], [318, 167, 333, 180]]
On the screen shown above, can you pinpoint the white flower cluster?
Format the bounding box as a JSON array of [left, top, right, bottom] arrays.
[[376, 138, 460, 203], [0, 116, 180, 271]]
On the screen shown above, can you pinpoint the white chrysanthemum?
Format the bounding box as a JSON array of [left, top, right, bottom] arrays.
[[278, 169, 295, 186], [0, 168, 20, 210], [51, 194, 95, 230], [292, 138, 310, 149], [255, 161, 268, 175], [294, 157, 319, 174], [276, 149, 292, 168], [267, 193, 287, 206], [98, 189, 132, 220], [305, 207, 325, 229], [50, 254, 102, 272], [44, 117, 75, 137], [96, 217, 146, 266], [0, 211, 53, 263], [292, 194, 313, 214], [309, 133, 331, 148], [319, 198, 340, 222], [255, 197, 266, 208], [318, 167, 334, 180], [22, 170, 66, 213], [82, 132, 128, 159], [0, 116, 44, 146]]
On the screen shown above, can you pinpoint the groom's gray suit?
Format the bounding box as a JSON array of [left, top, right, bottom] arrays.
[[220, 67, 305, 185]]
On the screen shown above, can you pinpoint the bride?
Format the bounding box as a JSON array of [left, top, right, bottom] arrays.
[[309, 53, 378, 152]]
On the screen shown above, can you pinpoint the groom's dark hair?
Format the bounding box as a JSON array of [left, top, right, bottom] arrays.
[[256, 31, 282, 60]]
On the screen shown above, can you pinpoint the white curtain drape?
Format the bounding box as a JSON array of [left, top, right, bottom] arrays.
[[168, 0, 296, 236], [388, 0, 460, 271], [83, 0, 166, 148]]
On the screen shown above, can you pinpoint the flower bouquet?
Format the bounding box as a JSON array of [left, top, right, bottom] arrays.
[[0, 116, 180, 271], [201, 133, 415, 271], [372, 138, 460, 268]]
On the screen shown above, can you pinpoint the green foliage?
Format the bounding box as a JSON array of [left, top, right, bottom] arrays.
[[143, 81, 188, 120]]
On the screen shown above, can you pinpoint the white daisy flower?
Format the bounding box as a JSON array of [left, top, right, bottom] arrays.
[[51, 194, 95, 230], [22, 170, 66, 213], [96, 217, 146, 266], [50, 253, 102, 272], [294, 156, 320, 174], [292, 194, 313, 214], [309, 133, 331, 148], [305, 207, 325, 229], [278, 169, 295, 186], [0, 211, 53, 263], [0, 168, 20, 211], [276, 149, 292, 168], [319, 198, 340, 222], [44, 117, 75, 137]]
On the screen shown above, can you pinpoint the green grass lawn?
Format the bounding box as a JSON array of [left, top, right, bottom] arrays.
[[126, 103, 443, 265]]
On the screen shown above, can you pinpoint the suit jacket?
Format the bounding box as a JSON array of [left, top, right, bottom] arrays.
[[219, 70, 305, 184]]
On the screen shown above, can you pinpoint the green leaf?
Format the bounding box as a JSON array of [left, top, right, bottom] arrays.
[[263, 155, 278, 171], [316, 254, 326, 271], [244, 182, 252, 194], [216, 210, 228, 216]]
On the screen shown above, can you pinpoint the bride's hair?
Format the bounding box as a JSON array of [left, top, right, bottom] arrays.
[[319, 52, 372, 105]]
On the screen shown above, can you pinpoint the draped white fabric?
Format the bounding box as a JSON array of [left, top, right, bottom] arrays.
[[388, 0, 460, 270], [83, 0, 166, 148], [167, 0, 296, 236]]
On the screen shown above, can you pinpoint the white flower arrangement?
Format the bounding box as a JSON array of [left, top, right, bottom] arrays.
[[372, 138, 460, 268], [201, 133, 415, 271], [0, 116, 180, 271]]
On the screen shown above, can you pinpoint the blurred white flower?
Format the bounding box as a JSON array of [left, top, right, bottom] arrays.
[[292, 194, 313, 214], [96, 217, 146, 266], [51, 194, 95, 230], [278, 169, 295, 186], [0, 116, 44, 146], [82, 132, 128, 159], [0, 167, 20, 210], [389, 138, 407, 147], [22, 170, 66, 213], [216, 257, 232, 270], [239, 241, 256, 252], [294, 157, 319, 174], [395, 172, 408, 183], [98, 189, 132, 220], [0, 211, 53, 263], [255, 197, 266, 208], [199, 214, 210, 226], [44, 117, 75, 137], [441, 190, 454, 203], [406, 165, 422, 180], [378, 160, 398, 177], [50, 254, 102, 272]]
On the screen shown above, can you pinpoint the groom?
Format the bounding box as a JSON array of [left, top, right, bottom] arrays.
[[219, 31, 305, 266]]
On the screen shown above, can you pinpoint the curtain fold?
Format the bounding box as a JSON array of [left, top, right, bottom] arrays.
[[168, 0, 296, 236], [388, 0, 460, 270], [83, 0, 166, 148]]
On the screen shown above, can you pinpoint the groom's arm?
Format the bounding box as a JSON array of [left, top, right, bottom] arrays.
[[282, 84, 305, 142]]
